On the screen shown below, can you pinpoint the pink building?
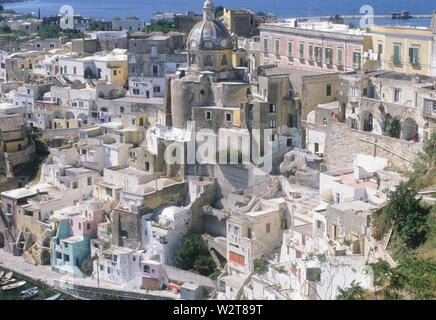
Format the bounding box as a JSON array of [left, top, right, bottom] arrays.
[[68, 201, 105, 236], [141, 259, 166, 289], [259, 21, 366, 73]]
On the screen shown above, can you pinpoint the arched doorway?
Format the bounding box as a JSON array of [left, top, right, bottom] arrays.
[[382, 113, 392, 133], [402, 118, 418, 141], [361, 111, 373, 132], [65, 112, 75, 120]]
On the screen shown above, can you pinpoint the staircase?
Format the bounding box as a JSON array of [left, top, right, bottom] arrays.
[[381, 222, 394, 250]]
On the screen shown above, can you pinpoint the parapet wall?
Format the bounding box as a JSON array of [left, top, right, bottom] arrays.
[[324, 121, 422, 170]]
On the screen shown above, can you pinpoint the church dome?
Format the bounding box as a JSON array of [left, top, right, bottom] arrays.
[[187, 0, 233, 51]]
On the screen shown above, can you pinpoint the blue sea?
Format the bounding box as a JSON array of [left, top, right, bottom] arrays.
[[2, 0, 435, 26]]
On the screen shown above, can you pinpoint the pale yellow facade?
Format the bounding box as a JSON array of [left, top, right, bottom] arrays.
[[366, 25, 433, 75], [108, 60, 128, 87]]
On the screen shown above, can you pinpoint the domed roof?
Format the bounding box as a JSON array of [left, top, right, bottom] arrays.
[[187, 0, 232, 51]]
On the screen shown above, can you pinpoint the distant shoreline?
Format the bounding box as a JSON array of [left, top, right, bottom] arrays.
[[0, 0, 33, 4]]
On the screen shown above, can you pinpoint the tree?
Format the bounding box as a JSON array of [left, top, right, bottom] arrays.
[[0, 5, 3, 12], [87, 21, 105, 31], [383, 182, 429, 249], [113, 17, 121, 21], [144, 20, 177, 33], [336, 280, 365, 300], [193, 255, 216, 276], [386, 117, 401, 139], [410, 132, 436, 188], [0, 25, 11, 34], [173, 233, 217, 277], [37, 24, 61, 40], [253, 258, 268, 275], [329, 14, 344, 24]]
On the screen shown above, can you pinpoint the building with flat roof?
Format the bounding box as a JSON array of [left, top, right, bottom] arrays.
[[259, 20, 366, 72]]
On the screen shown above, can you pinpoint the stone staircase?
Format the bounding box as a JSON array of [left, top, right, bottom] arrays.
[[381, 222, 395, 250]]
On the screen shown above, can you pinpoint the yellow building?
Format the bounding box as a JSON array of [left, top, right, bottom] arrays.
[[108, 60, 128, 87], [365, 24, 434, 76], [232, 49, 248, 67]]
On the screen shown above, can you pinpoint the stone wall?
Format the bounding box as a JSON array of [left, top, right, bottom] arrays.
[[324, 121, 422, 170], [53, 279, 175, 300]]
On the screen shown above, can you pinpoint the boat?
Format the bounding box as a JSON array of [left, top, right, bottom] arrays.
[[1, 278, 16, 285], [3, 272, 13, 280], [44, 293, 61, 300], [0, 271, 4, 280], [20, 286, 38, 299], [1, 281, 26, 291]]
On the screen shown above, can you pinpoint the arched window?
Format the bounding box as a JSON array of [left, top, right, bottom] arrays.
[[221, 55, 228, 66], [204, 55, 213, 66]]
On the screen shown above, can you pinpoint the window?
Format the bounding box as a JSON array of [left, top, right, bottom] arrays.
[[351, 87, 357, 97], [326, 84, 332, 97], [269, 119, 277, 128], [378, 43, 383, 59], [229, 251, 245, 266], [353, 51, 361, 69], [299, 43, 304, 59], [409, 47, 419, 65], [56, 252, 62, 259], [369, 86, 375, 98], [120, 106, 124, 113], [337, 48, 343, 65], [325, 47, 333, 64], [113, 255, 117, 262], [152, 65, 158, 76], [351, 102, 357, 114], [206, 55, 214, 68], [205, 111, 212, 120], [87, 223, 90, 230], [6, 204, 11, 214], [72, 181, 78, 189], [64, 254, 70, 262], [315, 46, 322, 62], [323, 118, 327, 126], [351, 118, 357, 129], [264, 38, 268, 53], [221, 55, 228, 66], [393, 44, 401, 64], [225, 112, 232, 122], [288, 41, 293, 57], [424, 99, 436, 114], [269, 104, 276, 113], [151, 45, 157, 57], [296, 251, 302, 259], [153, 86, 160, 93], [87, 177, 92, 186], [266, 223, 271, 233], [73, 67, 77, 74], [275, 39, 280, 55], [131, 119, 136, 125], [394, 89, 401, 103], [106, 187, 113, 197], [143, 265, 150, 273], [78, 223, 81, 230], [308, 44, 313, 61]]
